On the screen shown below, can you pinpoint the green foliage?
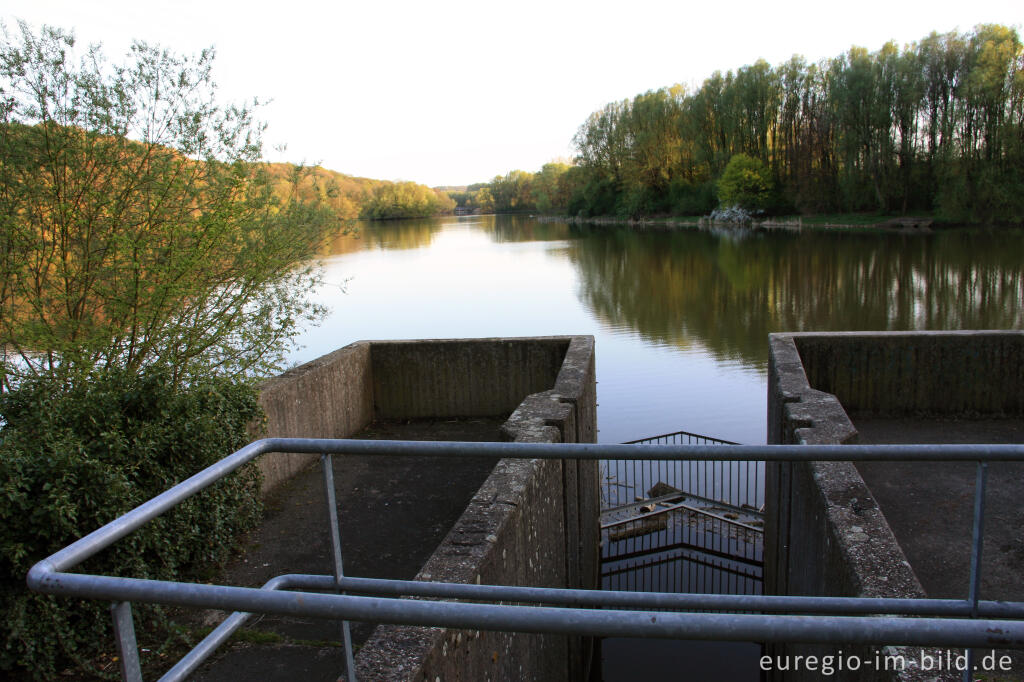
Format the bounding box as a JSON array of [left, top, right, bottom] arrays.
[[617, 184, 664, 218], [567, 175, 618, 217], [532, 162, 572, 213], [359, 181, 455, 219], [0, 22, 339, 386], [668, 179, 718, 216], [0, 367, 264, 678], [717, 154, 774, 210], [560, 24, 1024, 222], [489, 170, 535, 212]]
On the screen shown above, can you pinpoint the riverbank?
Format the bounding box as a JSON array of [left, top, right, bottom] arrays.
[[531, 213, 953, 232], [525, 211, 1024, 232]]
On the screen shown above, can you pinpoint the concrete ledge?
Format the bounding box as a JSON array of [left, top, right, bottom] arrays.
[[355, 336, 598, 682], [766, 333, 929, 682]]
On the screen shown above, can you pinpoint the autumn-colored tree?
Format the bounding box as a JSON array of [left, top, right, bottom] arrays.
[[0, 22, 341, 386]]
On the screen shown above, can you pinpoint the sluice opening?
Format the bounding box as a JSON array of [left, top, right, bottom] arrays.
[[599, 430, 765, 681]]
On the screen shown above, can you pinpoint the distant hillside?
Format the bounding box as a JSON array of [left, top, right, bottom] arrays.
[[264, 164, 455, 221]]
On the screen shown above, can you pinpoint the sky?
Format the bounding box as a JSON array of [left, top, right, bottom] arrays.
[[5, 1, 1023, 187]]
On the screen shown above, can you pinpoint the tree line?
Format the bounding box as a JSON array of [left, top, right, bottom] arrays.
[[264, 164, 454, 221], [471, 24, 1024, 223]]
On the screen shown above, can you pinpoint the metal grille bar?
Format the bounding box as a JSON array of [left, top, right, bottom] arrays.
[[26, 439, 1024, 681]]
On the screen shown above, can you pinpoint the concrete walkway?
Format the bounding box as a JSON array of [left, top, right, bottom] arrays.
[[854, 417, 1024, 677], [854, 417, 1024, 601], [192, 418, 504, 681]]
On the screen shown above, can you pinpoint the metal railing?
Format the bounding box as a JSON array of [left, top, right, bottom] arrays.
[[27, 439, 1024, 682]]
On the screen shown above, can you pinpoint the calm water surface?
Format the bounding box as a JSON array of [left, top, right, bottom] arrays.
[[289, 215, 1024, 445]]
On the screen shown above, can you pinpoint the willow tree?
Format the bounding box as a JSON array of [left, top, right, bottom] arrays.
[[0, 22, 339, 387]]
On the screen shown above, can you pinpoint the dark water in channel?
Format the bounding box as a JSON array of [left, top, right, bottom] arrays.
[[292, 215, 1024, 445]]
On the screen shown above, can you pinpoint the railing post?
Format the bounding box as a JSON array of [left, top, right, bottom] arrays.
[[110, 601, 143, 682], [321, 453, 357, 682], [963, 460, 988, 682]]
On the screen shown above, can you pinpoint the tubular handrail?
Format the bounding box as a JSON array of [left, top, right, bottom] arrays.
[[26, 439, 1024, 682]]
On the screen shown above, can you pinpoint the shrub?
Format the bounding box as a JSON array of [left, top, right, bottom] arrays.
[[717, 154, 774, 211], [0, 368, 264, 678]]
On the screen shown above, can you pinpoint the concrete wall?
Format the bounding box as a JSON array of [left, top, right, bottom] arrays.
[[257, 342, 374, 492], [765, 333, 931, 682], [255, 336, 599, 680], [256, 336, 579, 493], [354, 336, 600, 682], [370, 338, 570, 419], [766, 331, 1024, 680], [790, 330, 1024, 417]]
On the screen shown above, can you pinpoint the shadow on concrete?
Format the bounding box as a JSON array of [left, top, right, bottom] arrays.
[[192, 418, 504, 681], [855, 416, 1024, 677]]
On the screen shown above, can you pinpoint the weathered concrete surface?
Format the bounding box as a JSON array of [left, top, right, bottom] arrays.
[[256, 336, 577, 493], [792, 330, 1024, 417], [768, 331, 1024, 681], [194, 418, 503, 681], [855, 418, 1024, 600], [205, 336, 598, 680], [354, 336, 599, 682], [855, 417, 1024, 678], [765, 333, 944, 682], [369, 337, 570, 419], [258, 342, 373, 492]]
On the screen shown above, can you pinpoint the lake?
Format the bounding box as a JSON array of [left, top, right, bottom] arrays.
[[289, 215, 1024, 446]]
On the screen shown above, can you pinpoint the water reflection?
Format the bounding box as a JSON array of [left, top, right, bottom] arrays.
[[323, 218, 446, 254], [319, 216, 1024, 371], [566, 225, 1024, 368], [299, 216, 1023, 444]]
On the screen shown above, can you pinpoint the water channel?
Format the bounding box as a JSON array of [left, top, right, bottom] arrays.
[[287, 214, 1024, 679]]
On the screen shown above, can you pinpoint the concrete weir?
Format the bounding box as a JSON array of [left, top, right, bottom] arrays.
[[766, 331, 1024, 682], [253, 337, 599, 681]]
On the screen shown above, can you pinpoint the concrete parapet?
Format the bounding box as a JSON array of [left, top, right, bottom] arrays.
[[369, 337, 570, 419], [766, 333, 931, 682], [255, 336, 581, 493], [257, 342, 374, 492], [790, 330, 1024, 417], [354, 335, 599, 682]]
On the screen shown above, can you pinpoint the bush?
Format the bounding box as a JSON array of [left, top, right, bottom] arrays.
[[1, 23, 335, 386], [0, 368, 264, 678], [616, 185, 660, 218], [717, 154, 774, 211]]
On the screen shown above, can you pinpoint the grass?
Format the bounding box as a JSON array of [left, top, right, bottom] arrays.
[[793, 213, 923, 226]]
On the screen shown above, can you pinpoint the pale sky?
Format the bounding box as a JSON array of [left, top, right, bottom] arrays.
[[5, 1, 1023, 187]]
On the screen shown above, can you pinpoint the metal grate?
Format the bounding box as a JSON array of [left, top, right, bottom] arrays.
[[602, 430, 763, 596], [605, 430, 761, 512]]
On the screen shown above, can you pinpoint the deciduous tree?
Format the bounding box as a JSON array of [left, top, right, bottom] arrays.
[[0, 22, 341, 386]]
